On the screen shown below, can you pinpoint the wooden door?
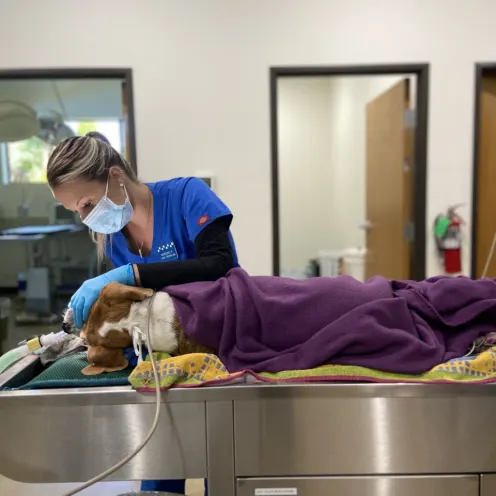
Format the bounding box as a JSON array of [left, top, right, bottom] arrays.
[[475, 76, 496, 277], [365, 79, 412, 280]]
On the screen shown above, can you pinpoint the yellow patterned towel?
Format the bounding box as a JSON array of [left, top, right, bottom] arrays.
[[129, 348, 496, 391]]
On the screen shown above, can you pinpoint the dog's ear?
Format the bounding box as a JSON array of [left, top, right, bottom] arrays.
[[101, 282, 154, 302], [81, 364, 106, 375], [81, 324, 100, 346], [84, 345, 129, 375], [81, 362, 129, 375], [101, 329, 133, 349]]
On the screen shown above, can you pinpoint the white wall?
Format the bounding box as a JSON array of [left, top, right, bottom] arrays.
[[278, 78, 334, 274], [0, 0, 492, 276]]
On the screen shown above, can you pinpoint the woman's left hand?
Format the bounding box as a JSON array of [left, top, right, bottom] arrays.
[[69, 264, 136, 329]]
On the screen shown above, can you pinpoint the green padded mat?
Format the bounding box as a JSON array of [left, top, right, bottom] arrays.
[[18, 352, 132, 390]]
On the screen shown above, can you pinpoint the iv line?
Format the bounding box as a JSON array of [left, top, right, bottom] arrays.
[[60, 292, 162, 496], [481, 231, 496, 278]]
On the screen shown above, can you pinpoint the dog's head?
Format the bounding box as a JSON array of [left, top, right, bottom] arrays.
[[78, 282, 154, 375], [63, 282, 213, 375]]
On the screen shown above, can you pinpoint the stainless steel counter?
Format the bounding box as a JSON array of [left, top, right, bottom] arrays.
[[2, 383, 496, 495]]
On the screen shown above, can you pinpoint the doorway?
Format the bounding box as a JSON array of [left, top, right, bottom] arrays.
[[271, 64, 429, 280], [0, 68, 137, 351], [472, 64, 496, 278]]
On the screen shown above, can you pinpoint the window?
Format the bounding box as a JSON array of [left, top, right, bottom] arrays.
[[66, 120, 123, 153], [4, 136, 52, 183], [0, 120, 123, 185]]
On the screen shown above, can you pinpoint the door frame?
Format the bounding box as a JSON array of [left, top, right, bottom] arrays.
[[0, 67, 138, 173], [470, 62, 496, 278], [270, 64, 430, 280]]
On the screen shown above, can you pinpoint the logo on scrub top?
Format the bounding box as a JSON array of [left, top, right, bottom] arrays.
[[198, 215, 210, 226], [157, 242, 179, 261]]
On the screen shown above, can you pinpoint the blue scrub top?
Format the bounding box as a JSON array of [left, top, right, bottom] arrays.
[[107, 177, 239, 268]]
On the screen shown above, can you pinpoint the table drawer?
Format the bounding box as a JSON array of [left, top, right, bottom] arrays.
[[237, 476, 479, 496], [234, 394, 496, 476]]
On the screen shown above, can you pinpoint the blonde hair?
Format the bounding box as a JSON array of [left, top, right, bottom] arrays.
[[47, 132, 138, 261]]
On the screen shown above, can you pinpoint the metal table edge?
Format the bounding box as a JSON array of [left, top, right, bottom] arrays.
[[1, 382, 496, 407]]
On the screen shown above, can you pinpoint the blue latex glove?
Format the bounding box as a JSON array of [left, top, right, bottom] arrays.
[[70, 264, 135, 329]]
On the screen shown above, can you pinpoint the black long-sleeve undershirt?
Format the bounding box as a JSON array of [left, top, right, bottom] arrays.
[[135, 215, 235, 290]]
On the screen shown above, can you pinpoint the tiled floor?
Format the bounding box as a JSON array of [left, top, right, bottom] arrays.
[[0, 477, 139, 495], [0, 476, 204, 495]]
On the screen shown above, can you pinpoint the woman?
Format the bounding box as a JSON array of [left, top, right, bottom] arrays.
[[47, 131, 237, 495]]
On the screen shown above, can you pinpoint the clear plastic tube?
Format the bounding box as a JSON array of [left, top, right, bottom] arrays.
[[40, 331, 66, 347], [0, 331, 67, 374], [0, 344, 30, 375]]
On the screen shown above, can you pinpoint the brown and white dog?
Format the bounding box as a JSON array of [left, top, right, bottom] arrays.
[[63, 282, 212, 375]]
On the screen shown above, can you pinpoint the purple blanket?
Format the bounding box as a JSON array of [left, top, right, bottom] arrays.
[[165, 268, 496, 374]]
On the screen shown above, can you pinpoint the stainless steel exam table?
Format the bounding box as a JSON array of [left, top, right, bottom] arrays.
[[2, 382, 496, 496]]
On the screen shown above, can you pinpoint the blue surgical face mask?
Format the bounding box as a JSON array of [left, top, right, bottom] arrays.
[[82, 178, 134, 234]]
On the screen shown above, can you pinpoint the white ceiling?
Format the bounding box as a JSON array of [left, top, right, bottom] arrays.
[[0, 78, 124, 120]]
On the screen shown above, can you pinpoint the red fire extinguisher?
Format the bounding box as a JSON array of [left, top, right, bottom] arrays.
[[434, 205, 464, 274]]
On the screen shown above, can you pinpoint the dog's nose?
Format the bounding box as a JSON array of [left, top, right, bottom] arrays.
[[62, 321, 71, 333]]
